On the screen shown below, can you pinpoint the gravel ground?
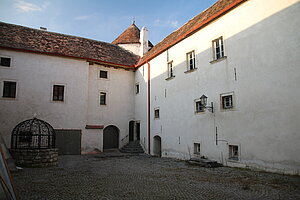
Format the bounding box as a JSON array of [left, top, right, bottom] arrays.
[[11, 152, 300, 200]]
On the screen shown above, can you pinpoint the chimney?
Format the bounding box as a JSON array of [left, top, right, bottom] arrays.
[[140, 27, 149, 56], [40, 27, 47, 31]]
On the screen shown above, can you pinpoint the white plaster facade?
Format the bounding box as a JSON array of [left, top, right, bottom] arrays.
[[0, 0, 299, 174], [135, 0, 300, 174], [0, 49, 135, 154]]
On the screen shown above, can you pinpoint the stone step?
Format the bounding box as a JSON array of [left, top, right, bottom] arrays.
[[186, 158, 222, 168], [120, 140, 144, 153]]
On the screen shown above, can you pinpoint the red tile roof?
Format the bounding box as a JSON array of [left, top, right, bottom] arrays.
[[112, 24, 140, 45], [137, 0, 247, 67], [0, 22, 139, 68], [112, 24, 154, 48]]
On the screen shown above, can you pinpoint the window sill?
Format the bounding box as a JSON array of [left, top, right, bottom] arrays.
[[220, 108, 235, 112], [0, 97, 17, 100], [195, 111, 205, 115], [227, 158, 240, 163], [210, 56, 227, 64], [184, 68, 197, 74], [165, 76, 175, 81], [51, 100, 65, 103]]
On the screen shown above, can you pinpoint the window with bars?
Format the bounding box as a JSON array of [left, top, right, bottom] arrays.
[[100, 92, 106, 105], [229, 145, 239, 160], [194, 143, 201, 155], [186, 51, 196, 70], [0, 57, 11, 67], [135, 83, 140, 94], [222, 95, 233, 109], [2, 81, 16, 98], [100, 70, 108, 79], [52, 85, 64, 101], [167, 61, 174, 78], [212, 37, 224, 60], [154, 108, 160, 119]]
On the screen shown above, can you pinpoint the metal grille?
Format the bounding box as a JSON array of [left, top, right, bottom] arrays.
[[11, 118, 56, 149]]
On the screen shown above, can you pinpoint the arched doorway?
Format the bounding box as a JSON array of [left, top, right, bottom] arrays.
[[153, 135, 161, 157], [103, 125, 119, 150]]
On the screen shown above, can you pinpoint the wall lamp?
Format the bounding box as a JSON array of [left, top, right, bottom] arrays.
[[200, 94, 214, 113]]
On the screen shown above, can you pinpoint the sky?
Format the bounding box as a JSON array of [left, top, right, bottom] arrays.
[[0, 0, 218, 45]]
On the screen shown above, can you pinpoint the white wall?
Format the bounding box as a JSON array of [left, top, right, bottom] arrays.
[[118, 43, 140, 56], [135, 0, 300, 174], [134, 64, 148, 151], [0, 50, 89, 148], [84, 63, 135, 152]]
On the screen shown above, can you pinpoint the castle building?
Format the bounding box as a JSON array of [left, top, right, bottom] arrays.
[[0, 0, 299, 174]]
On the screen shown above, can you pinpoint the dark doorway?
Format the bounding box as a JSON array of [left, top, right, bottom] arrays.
[[129, 121, 134, 141], [136, 122, 140, 140], [153, 135, 162, 157], [55, 129, 81, 155], [103, 125, 119, 149]]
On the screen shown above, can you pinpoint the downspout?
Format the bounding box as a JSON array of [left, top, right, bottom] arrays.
[[147, 60, 151, 154]]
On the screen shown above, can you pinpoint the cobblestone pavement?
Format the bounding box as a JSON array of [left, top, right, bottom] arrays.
[[11, 152, 300, 200]]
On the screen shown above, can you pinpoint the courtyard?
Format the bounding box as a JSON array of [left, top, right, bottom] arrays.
[[12, 152, 300, 200]]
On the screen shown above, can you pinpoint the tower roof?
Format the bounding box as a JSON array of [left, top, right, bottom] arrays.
[[112, 23, 141, 45]]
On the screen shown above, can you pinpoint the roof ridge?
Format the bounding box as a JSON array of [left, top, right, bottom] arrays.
[[0, 21, 121, 49], [0, 21, 140, 67]]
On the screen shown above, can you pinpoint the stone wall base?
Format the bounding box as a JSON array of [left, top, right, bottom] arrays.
[[10, 148, 58, 167]]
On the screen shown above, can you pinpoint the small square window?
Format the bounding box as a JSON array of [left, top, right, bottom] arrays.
[[222, 95, 233, 109], [2, 81, 16, 98], [194, 143, 201, 155], [135, 83, 140, 94], [212, 37, 224, 60], [100, 92, 106, 105], [167, 61, 174, 78], [186, 51, 195, 71], [100, 70, 108, 79], [195, 99, 205, 113], [229, 145, 239, 160], [53, 85, 64, 101], [154, 108, 160, 119], [0, 57, 11, 67]]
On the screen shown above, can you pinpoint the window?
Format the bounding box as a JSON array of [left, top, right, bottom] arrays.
[[212, 37, 224, 60], [186, 51, 195, 70], [52, 85, 64, 101], [220, 92, 234, 110], [100, 70, 108, 79], [154, 108, 160, 119], [2, 81, 16, 98], [195, 99, 205, 113], [229, 145, 239, 160], [221, 94, 233, 110], [0, 57, 11, 67], [167, 61, 174, 78], [194, 143, 201, 155], [100, 92, 106, 105], [222, 95, 233, 109], [135, 83, 140, 94]]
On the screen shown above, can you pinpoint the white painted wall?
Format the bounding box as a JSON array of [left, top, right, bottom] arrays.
[[118, 43, 140, 56], [134, 64, 148, 151], [0, 50, 89, 148], [135, 0, 300, 174], [84, 63, 135, 152], [0, 50, 135, 154]]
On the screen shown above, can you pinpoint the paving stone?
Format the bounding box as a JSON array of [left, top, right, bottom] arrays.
[[11, 152, 300, 200]]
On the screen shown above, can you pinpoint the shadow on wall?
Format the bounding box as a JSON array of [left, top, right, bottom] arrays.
[[135, 2, 300, 173]]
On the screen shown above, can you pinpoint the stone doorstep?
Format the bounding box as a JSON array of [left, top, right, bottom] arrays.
[[186, 158, 223, 168]]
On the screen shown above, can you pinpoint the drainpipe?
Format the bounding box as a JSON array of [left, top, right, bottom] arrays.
[[147, 60, 151, 154]]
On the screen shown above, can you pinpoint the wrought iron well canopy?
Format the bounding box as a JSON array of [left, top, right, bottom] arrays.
[[11, 117, 56, 149]]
